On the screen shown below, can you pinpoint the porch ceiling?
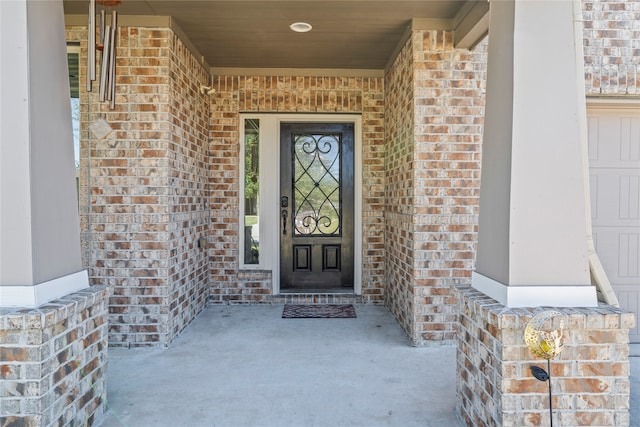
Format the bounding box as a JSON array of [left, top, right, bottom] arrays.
[[63, 0, 488, 70]]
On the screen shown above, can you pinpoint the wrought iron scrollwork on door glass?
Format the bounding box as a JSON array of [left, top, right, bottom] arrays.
[[292, 133, 341, 236]]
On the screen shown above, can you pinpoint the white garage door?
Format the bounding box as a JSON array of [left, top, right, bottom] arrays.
[[588, 103, 640, 343]]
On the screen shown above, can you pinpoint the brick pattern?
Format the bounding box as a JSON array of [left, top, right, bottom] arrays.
[[583, 0, 640, 94], [76, 26, 173, 346], [384, 38, 416, 339], [456, 287, 634, 427], [69, 25, 209, 347], [384, 31, 486, 345], [208, 75, 385, 304], [0, 287, 109, 427], [167, 33, 210, 341], [412, 32, 486, 342]]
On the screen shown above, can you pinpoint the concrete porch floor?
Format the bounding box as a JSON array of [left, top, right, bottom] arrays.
[[96, 304, 640, 427]]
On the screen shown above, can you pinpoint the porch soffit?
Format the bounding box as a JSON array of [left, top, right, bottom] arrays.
[[63, 0, 489, 73]]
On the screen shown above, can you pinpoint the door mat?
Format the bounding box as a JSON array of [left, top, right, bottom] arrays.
[[282, 304, 356, 318]]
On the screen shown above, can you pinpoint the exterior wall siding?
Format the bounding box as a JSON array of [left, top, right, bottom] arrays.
[[208, 75, 385, 304]]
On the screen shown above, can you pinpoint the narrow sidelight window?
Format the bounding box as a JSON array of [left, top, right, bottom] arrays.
[[243, 119, 260, 264]]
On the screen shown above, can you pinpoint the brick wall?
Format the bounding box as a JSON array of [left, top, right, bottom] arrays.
[[167, 33, 210, 342], [74, 25, 173, 346], [412, 31, 485, 342], [456, 287, 634, 426], [583, 0, 640, 95], [384, 30, 486, 345], [384, 38, 416, 338], [208, 75, 385, 303], [0, 286, 109, 426], [69, 25, 209, 347]]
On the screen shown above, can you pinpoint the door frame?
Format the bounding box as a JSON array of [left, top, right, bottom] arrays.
[[239, 113, 363, 295]]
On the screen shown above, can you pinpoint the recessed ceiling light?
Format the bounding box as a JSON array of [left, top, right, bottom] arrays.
[[290, 22, 312, 33]]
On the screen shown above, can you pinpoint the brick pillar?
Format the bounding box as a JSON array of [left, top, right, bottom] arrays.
[[384, 26, 486, 344], [0, 287, 110, 426], [457, 287, 634, 426], [75, 24, 210, 347]]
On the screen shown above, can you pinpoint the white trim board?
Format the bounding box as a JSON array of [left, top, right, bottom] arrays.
[[472, 272, 598, 308], [0, 270, 89, 307]]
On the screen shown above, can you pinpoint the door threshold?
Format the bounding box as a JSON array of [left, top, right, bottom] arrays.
[[279, 288, 355, 294], [273, 292, 362, 305]]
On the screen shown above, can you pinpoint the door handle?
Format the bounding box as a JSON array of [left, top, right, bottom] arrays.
[[282, 209, 288, 235]]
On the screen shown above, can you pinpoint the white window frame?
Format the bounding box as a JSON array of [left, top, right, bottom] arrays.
[[239, 116, 265, 269]]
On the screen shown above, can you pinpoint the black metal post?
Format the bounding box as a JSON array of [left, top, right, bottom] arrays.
[[547, 358, 553, 427]]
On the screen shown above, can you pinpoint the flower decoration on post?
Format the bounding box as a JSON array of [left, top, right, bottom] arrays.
[[524, 310, 565, 427]]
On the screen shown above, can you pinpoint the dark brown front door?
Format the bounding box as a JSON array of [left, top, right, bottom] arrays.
[[280, 123, 354, 291]]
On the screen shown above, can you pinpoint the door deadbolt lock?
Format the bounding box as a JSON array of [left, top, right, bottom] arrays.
[[281, 196, 289, 208]]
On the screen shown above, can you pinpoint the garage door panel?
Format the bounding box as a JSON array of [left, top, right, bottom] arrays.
[[618, 232, 639, 279], [620, 117, 640, 162], [590, 169, 640, 227], [588, 115, 640, 167], [588, 108, 640, 343], [590, 174, 598, 222], [617, 289, 640, 341], [620, 175, 640, 220], [593, 227, 640, 285], [587, 116, 600, 162]]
